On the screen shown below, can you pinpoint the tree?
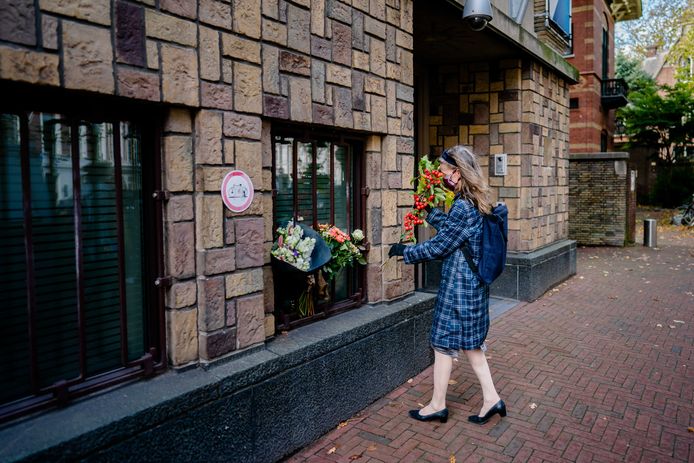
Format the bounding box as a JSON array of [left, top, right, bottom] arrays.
[[615, 0, 691, 60], [618, 80, 694, 165], [669, 24, 694, 80], [616, 52, 655, 93]]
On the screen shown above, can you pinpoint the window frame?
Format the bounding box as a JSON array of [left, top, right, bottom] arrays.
[[0, 84, 167, 423], [270, 125, 368, 330], [546, 0, 572, 42]]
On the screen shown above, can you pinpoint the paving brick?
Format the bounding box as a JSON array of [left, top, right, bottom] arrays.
[[287, 220, 694, 462]]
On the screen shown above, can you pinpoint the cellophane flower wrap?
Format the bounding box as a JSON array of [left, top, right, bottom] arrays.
[[318, 224, 367, 280], [271, 221, 316, 271], [401, 157, 455, 243]]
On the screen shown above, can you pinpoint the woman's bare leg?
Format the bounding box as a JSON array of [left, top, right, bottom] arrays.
[[464, 348, 501, 415], [419, 350, 453, 414]]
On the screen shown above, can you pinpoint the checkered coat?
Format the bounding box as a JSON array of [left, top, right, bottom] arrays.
[[403, 197, 490, 352]]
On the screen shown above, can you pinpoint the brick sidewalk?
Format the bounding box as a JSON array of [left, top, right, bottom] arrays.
[[284, 225, 694, 463]]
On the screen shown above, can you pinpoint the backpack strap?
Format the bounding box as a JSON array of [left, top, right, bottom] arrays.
[[461, 242, 480, 278]]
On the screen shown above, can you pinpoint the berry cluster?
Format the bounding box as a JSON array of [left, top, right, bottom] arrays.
[[401, 159, 451, 243]]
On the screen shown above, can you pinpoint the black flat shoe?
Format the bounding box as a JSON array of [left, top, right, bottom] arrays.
[[409, 408, 449, 423], [467, 400, 506, 425]]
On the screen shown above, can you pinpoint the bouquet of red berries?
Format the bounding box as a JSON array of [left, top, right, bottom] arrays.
[[402, 157, 454, 243]]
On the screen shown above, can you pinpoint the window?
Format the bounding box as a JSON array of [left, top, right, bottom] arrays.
[[272, 129, 366, 329], [570, 98, 579, 109], [601, 130, 608, 152], [602, 27, 609, 80], [548, 0, 572, 40], [0, 103, 164, 422]]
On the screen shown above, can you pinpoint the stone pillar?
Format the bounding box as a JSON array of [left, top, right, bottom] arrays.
[[163, 109, 198, 367], [569, 152, 631, 246]]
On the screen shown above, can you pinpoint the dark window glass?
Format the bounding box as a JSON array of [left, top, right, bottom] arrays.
[[602, 28, 609, 80], [0, 110, 160, 420], [601, 130, 608, 152], [0, 114, 31, 403], [272, 132, 364, 329], [570, 98, 579, 109]]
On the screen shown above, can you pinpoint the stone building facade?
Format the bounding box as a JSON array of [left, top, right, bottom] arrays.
[[426, 60, 571, 253], [1, 0, 418, 369], [0, 0, 580, 460]]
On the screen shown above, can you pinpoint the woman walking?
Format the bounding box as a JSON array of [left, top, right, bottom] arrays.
[[389, 145, 505, 425]]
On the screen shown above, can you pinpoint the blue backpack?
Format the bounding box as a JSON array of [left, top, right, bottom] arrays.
[[461, 203, 508, 285]]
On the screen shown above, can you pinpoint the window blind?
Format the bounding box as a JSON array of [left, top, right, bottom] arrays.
[[0, 114, 31, 404], [0, 112, 149, 407]]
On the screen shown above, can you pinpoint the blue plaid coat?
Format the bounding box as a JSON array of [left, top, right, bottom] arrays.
[[403, 196, 490, 352]]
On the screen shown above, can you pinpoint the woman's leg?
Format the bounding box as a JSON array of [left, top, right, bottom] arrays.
[[419, 350, 453, 414], [464, 349, 501, 415]]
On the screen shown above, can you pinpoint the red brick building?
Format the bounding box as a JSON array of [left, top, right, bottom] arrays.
[[567, 0, 640, 153], [566, 0, 641, 247]]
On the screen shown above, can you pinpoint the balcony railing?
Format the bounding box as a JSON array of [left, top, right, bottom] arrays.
[[601, 78, 630, 109]]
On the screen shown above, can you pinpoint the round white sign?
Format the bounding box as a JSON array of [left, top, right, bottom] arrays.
[[221, 170, 254, 213]]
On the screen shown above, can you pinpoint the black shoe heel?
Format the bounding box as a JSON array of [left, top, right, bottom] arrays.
[[409, 408, 449, 423], [467, 400, 506, 425]]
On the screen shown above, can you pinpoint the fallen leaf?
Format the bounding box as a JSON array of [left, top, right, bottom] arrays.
[[407, 378, 413, 384], [367, 445, 377, 451], [688, 427, 694, 433], [674, 320, 685, 324], [656, 324, 663, 327], [349, 454, 363, 461], [448, 379, 458, 385], [327, 447, 336, 455], [669, 325, 676, 329], [337, 421, 348, 429], [530, 403, 537, 410], [450, 455, 456, 463]]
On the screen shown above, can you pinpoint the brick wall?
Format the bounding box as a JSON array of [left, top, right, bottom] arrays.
[[0, 0, 415, 366], [569, 154, 632, 246], [533, 0, 572, 55], [426, 59, 571, 253]]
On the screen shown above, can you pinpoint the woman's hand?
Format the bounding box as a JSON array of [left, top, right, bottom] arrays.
[[388, 243, 406, 257]]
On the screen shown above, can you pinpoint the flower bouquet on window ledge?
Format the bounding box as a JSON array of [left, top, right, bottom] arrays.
[[271, 222, 331, 318], [316, 225, 367, 301]]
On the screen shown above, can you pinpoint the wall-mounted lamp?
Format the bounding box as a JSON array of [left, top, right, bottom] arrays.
[[463, 0, 493, 31]]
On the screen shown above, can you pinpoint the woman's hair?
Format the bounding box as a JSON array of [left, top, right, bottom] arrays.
[[440, 145, 492, 215]]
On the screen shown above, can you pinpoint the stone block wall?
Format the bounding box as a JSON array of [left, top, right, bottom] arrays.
[[427, 59, 570, 253], [0, 0, 415, 367], [569, 153, 632, 246]]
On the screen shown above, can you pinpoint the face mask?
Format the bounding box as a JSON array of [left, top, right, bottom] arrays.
[[443, 172, 457, 190]]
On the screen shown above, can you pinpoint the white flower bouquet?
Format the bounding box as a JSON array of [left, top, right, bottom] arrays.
[[271, 221, 332, 319], [271, 222, 316, 271]]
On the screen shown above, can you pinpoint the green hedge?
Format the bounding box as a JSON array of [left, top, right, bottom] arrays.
[[651, 164, 694, 208]]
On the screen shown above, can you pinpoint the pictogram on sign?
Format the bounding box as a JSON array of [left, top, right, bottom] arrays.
[[221, 170, 254, 213]]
